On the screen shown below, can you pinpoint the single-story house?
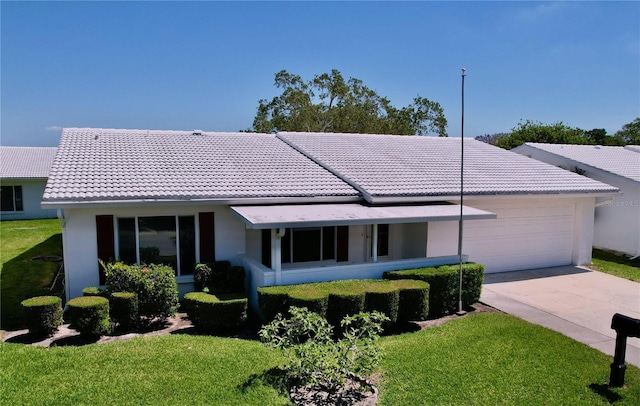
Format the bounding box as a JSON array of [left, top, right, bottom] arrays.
[[1, 146, 58, 220], [43, 129, 618, 308], [513, 143, 640, 257]]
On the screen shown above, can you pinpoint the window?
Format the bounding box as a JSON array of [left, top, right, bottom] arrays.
[[281, 227, 336, 264], [371, 224, 390, 257], [116, 216, 196, 276], [1, 186, 23, 212]]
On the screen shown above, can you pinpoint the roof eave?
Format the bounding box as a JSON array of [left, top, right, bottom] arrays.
[[40, 195, 363, 209]]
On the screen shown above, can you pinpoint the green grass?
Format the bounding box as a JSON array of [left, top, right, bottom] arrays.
[[590, 249, 640, 282], [2, 313, 638, 405], [1, 219, 62, 329], [378, 313, 640, 405]]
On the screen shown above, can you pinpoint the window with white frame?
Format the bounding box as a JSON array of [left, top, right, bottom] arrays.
[[1, 186, 23, 212], [281, 227, 336, 263], [116, 216, 196, 276]]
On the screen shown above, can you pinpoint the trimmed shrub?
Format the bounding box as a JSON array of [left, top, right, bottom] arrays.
[[327, 292, 366, 328], [384, 263, 485, 317], [384, 267, 456, 317], [184, 292, 247, 332], [436, 263, 485, 307], [103, 261, 178, 322], [82, 287, 104, 297], [288, 293, 329, 319], [389, 280, 430, 321], [365, 285, 399, 323], [194, 261, 246, 294], [257, 287, 289, 322], [21, 296, 63, 338], [67, 296, 111, 336], [110, 292, 138, 330]]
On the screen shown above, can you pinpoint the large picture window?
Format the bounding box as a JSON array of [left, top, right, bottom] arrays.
[[116, 216, 196, 276], [1, 186, 23, 212], [281, 227, 336, 264]]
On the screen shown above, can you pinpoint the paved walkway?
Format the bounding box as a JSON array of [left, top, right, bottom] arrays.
[[481, 266, 640, 367]]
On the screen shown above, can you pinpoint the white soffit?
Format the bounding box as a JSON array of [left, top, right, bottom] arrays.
[[230, 203, 497, 229]]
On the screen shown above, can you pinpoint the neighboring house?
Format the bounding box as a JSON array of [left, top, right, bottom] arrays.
[[0, 146, 58, 220], [513, 143, 640, 257], [43, 129, 618, 308]]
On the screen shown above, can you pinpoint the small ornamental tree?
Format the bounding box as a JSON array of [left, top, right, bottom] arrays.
[[259, 306, 388, 394]]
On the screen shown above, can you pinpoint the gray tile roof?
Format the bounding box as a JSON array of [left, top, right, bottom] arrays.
[[0, 146, 57, 179], [522, 143, 640, 183], [43, 128, 359, 203], [278, 132, 618, 202]]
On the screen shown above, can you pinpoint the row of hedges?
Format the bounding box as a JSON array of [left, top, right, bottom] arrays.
[[383, 262, 484, 317], [257, 279, 430, 326], [183, 292, 248, 332]]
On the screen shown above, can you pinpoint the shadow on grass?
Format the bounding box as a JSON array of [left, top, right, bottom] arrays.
[[5, 331, 50, 345], [239, 367, 290, 398], [593, 249, 640, 268], [588, 383, 623, 404], [1, 234, 63, 330]]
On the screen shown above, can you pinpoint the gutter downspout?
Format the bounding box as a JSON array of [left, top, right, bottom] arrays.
[[57, 209, 70, 304]]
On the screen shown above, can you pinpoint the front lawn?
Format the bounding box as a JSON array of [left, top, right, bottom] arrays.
[[2, 313, 638, 405], [0, 219, 62, 329], [590, 249, 640, 283]]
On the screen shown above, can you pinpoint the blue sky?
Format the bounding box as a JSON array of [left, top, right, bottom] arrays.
[[1, 1, 638, 146]]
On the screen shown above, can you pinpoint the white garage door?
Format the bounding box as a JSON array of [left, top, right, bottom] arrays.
[[463, 201, 575, 273]]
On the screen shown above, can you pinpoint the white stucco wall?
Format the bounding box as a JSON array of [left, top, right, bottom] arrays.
[[514, 146, 638, 256], [61, 204, 247, 301], [1, 179, 56, 220]]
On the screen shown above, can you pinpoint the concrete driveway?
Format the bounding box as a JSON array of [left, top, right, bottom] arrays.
[[481, 266, 640, 367]]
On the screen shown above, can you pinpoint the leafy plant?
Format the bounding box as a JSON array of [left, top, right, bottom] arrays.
[[259, 306, 388, 393], [20, 295, 63, 337], [101, 261, 178, 323]]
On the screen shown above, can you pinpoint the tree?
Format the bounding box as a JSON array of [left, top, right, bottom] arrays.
[[474, 132, 509, 145], [495, 120, 593, 150], [613, 118, 640, 145], [250, 69, 448, 136]]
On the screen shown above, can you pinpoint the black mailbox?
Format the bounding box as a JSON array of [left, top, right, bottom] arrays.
[[609, 313, 640, 387], [611, 313, 640, 338]]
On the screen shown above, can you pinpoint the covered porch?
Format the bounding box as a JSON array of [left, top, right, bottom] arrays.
[[231, 203, 496, 311]]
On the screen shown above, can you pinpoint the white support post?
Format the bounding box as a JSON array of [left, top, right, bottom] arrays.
[[372, 224, 378, 263], [271, 228, 282, 285]]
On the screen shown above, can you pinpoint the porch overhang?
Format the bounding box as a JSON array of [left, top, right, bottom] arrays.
[[230, 203, 497, 229]]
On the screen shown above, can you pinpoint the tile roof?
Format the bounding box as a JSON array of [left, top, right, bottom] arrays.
[[43, 128, 359, 203], [624, 145, 640, 153], [522, 143, 640, 183], [277, 132, 618, 202], [0, 146, 58, 179]]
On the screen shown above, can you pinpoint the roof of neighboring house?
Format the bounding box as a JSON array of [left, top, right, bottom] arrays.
[[0, 146, 58, 179], [43, 128, 618, 206], [517, 143, 640, 184], [278, 132, 618, 202], [43, 128, 359, 204]]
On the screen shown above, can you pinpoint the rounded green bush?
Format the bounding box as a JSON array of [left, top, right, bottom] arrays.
[[82, 287, 104, 297], [110, 292, 138, 330], [67, 296, 111, 336], [184, 292, 247, 332], [21, 296, 63, 338], [327, 292, 365, 327], [389, 280, 430, 321], [365, 286, 399, 323], [257, 288, 289, 322], [288, 292, 329, 319]]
